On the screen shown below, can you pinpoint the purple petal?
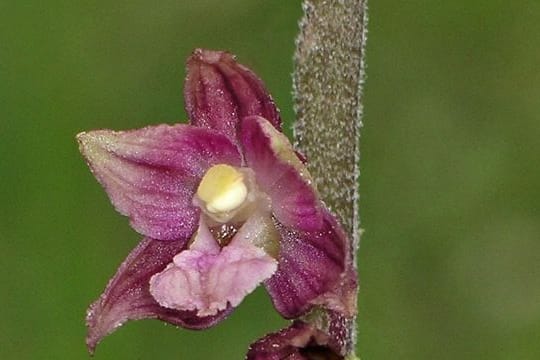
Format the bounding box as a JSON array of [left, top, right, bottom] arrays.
[[150, 218, 277, 317], [184, 49, 281, 141], [86, 237, 233, 354], [246, 321, 343, 360], [240, 116, 323, 231], [265, 210, 349, 319], [77, 124, 241, 241]]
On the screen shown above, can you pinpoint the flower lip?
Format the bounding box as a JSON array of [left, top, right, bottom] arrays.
[[149, 217, 278, 317]]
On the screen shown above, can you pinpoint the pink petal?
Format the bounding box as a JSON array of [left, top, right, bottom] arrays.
[[86, 237, 233, 354], [265, 209, 349, 319], [240, 116, 323, 231], [185, 49, 281, 142], [150, 218, 278, 317], [77, 124, 241, 241]]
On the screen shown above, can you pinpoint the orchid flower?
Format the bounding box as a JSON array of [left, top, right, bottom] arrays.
[[78, 49, 353, 355]]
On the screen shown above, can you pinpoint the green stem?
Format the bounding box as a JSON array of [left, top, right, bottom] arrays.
[[293, 0, 368, 355]]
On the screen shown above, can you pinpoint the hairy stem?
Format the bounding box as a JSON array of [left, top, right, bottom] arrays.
[[293, 0, 368, 356]]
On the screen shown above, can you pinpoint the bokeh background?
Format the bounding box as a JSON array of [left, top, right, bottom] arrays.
[[1, 1, 539, 359]]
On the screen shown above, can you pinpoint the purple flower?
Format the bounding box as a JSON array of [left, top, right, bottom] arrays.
[[78, 49, 351, 354]]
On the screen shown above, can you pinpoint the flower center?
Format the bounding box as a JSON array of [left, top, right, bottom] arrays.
[[197, 164, 248, 215]]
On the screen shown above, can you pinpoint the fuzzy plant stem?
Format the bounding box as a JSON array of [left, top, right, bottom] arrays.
[[293, 0, 368, 356]]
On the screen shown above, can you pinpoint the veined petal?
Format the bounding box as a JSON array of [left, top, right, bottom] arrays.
[[240, 116, 323, 231], [246, 321, 342, 360], [77, 124, 241, 241], [265, 210, 348, 319], [185, 49, 281, 141], [150, 217, 278, 317], [85, 237, 233, 354]]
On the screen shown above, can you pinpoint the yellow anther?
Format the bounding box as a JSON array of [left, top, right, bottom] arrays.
[[197, 164, 248, 214]]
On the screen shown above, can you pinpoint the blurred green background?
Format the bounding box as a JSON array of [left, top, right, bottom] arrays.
[[1, 1, 539, 359]]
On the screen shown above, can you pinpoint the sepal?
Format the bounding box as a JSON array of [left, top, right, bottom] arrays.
[[185, 49, 281, 141], [86, 237, 233, 354], [265, 209, 350, 319]]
